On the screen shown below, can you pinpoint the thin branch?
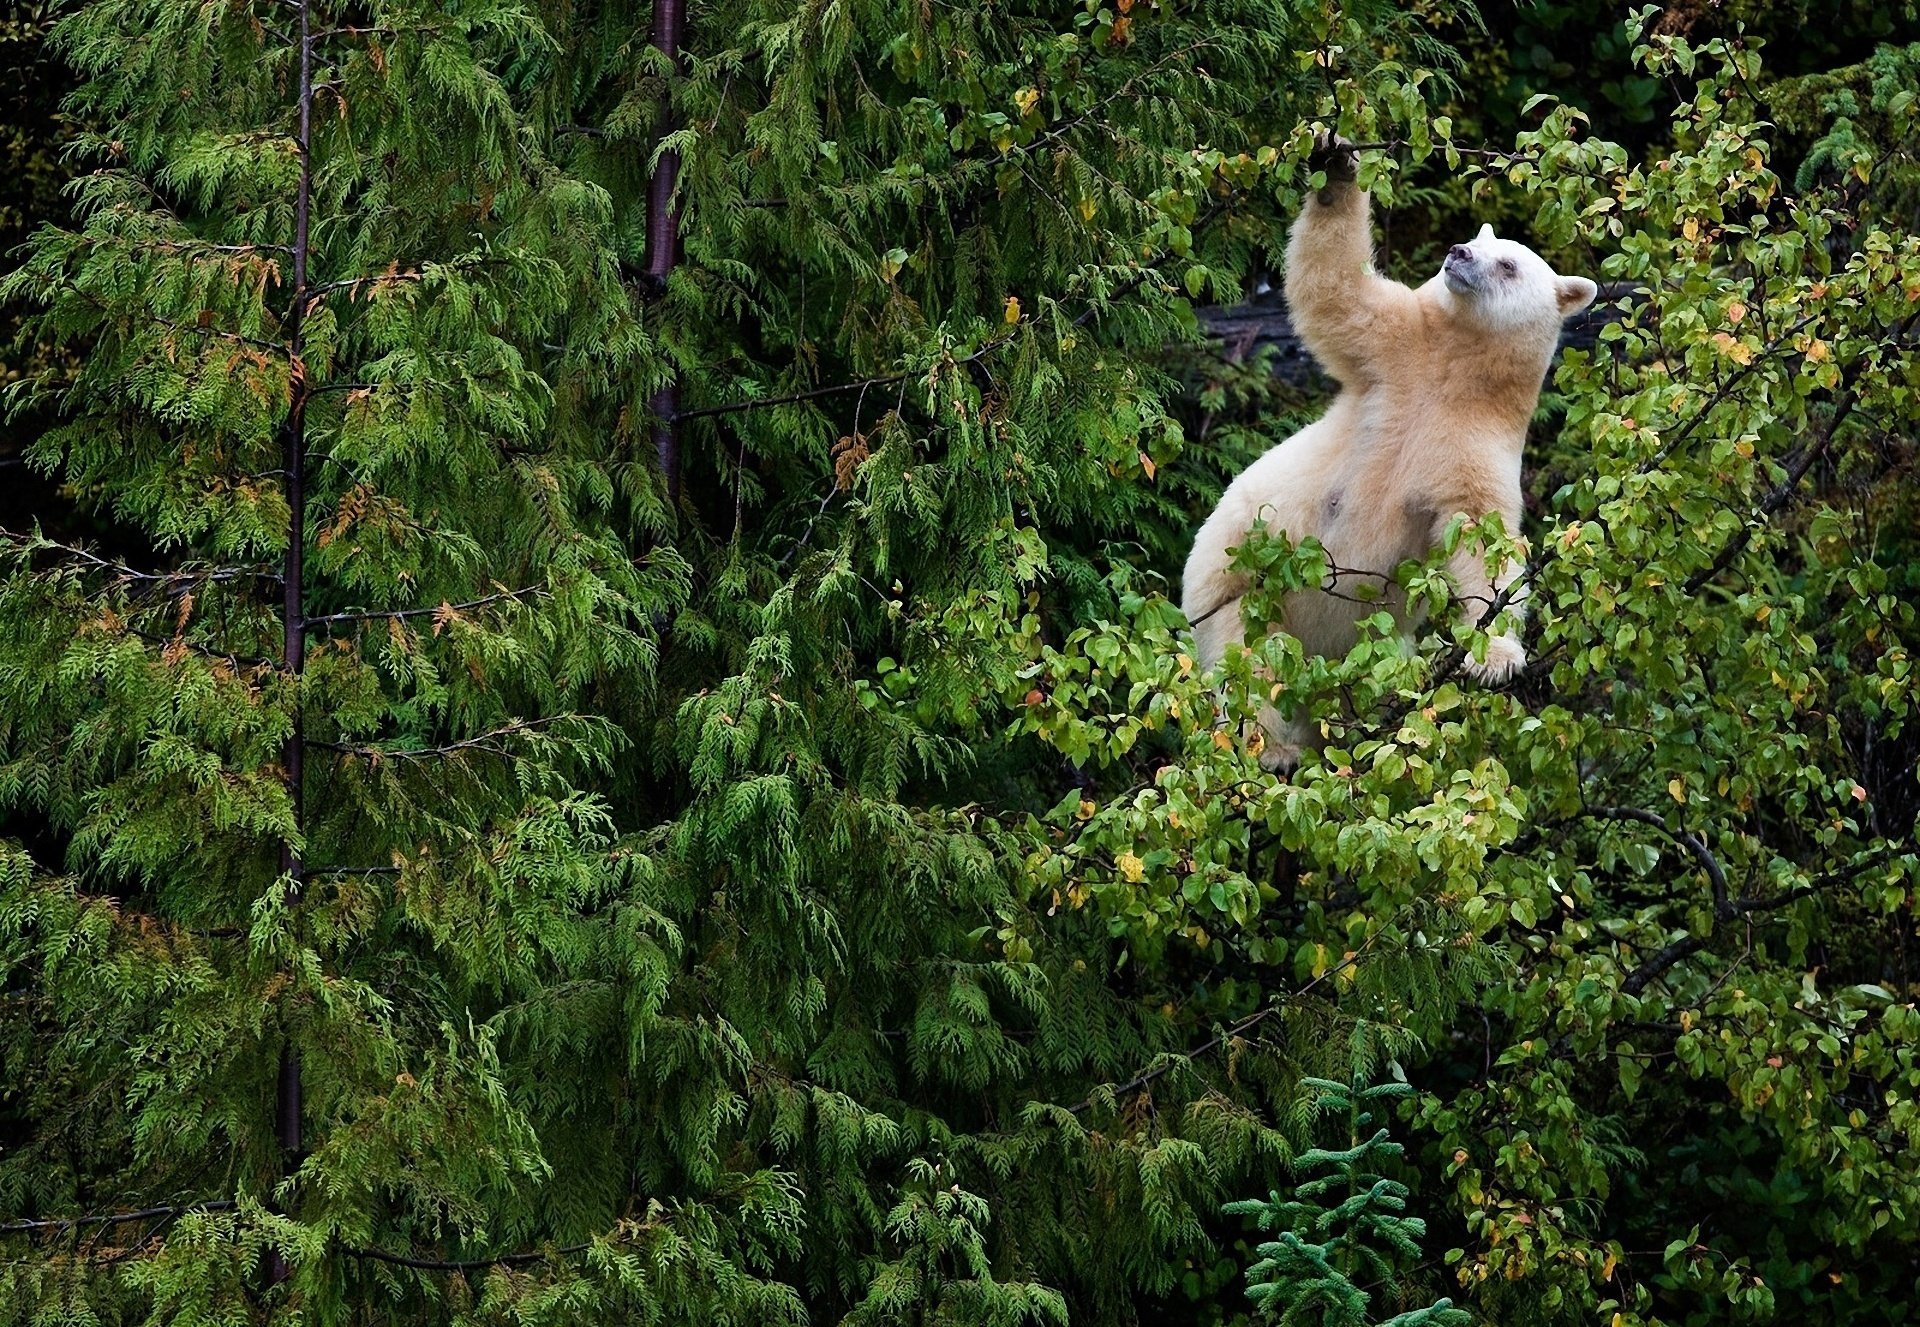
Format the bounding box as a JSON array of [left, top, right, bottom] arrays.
[[669, 332, 1016, 424], [1682, 387, 1859, 594], [1731, 842, 1912, 916], [4, 533, 280, 590], [311, 716, 571, 763], [340, 1239, 592, 1271], [1589, 807, 1728, 912], [1622, 934, 1710, 998], [303, 586, 541, 629], [0, 1201, 238, 1235], [1065, 937, 1375, 1115]]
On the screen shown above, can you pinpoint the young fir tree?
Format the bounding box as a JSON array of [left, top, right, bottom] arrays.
[[1225, 1077, 1468, 1327]]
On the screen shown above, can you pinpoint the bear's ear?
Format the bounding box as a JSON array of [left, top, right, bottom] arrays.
[[1476, 223, 1496, 242], [1555, 275, 1598, 317]]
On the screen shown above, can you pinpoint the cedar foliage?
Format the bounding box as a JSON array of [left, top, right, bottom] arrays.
[[1, 1, 1918, 1325]]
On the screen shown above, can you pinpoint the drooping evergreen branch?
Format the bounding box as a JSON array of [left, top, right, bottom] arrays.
[[672, 196, 1231, 427], [0, 1205, 598, 1274], [667, 331, 1020, 424]]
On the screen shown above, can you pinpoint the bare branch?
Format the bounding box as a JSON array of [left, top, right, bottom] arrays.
[[340, 1239, 592, 1271], [0, 1201, 238, 1236], [304, 586, 541, 630], [311, 716, 573, 763], [1065, 936, 1377, 1115]]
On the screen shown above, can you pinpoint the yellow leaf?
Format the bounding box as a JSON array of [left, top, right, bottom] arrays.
[[1602, 1252, 1618, 1280], [1212, 729, 1233, 750], [1138, 451, 1157, 480], [1012, 86, 1040, 117], [1711, 331, 1754, 365], [1682, 217, 1700, 240], [1116, 851, 1146, 883], [1805, 338, 1830, 362], [1726, 299, 1747, 325], [1077, 196, 1097, 222], [1076, 799, 1096, 821], [1003, 295, 1022, 324], [1669, 778, 1686, 803]]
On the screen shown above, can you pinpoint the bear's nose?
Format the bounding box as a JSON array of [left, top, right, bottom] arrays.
[[1448, 244, 1474, 263]]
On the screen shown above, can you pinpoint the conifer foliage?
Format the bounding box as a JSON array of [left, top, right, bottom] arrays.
[[1225, 1078, 1467, 1327]]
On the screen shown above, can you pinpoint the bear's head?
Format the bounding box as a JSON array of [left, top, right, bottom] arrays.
[[1439, 223, 1597, 336]]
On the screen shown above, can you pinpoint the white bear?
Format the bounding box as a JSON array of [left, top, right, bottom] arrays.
[[1182, 136, 1596, 769]]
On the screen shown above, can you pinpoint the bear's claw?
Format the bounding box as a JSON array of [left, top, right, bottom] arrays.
[[1461, 636, 1526, 686], [1308, 130, 1357, 199]]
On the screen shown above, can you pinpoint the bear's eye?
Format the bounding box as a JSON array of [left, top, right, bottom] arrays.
[[1497, 258, 1517, 277]]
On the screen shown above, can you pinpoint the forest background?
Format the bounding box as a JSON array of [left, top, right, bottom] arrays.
[[2, 0, 1920, 1323]]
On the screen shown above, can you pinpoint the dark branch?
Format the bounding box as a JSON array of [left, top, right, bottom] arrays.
[[340, 1239, 592, 1271], [0, 1201, 238, 1235], [311, 716, 571, 762], [1065, 940, 1373, 1114], [1589, 806, 1729, 912], [304, 587, 541, 629]]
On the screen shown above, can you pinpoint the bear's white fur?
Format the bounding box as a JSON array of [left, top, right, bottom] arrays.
[[1182, 152, 1596, 769]]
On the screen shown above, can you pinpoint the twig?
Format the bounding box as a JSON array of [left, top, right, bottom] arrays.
[[1065, 936, 1377, 1115], [1589, 807, 1728, 913], [340, 1240, 592, 1270], [303, 587, 541, 629], [0, 1201, 238, 1235]]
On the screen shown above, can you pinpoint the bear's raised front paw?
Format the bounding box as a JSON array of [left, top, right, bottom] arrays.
[[1461, 635, 1526, 686], [1308, 130, 1357, 200]]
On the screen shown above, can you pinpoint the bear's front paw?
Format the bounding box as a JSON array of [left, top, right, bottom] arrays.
[[1461, 635, 1526, 687], [1308, 130, 1357, 201]]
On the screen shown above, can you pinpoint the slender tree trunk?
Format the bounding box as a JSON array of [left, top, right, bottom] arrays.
[[271, 0, 315, 1279], [644, 0, 683, 503]]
